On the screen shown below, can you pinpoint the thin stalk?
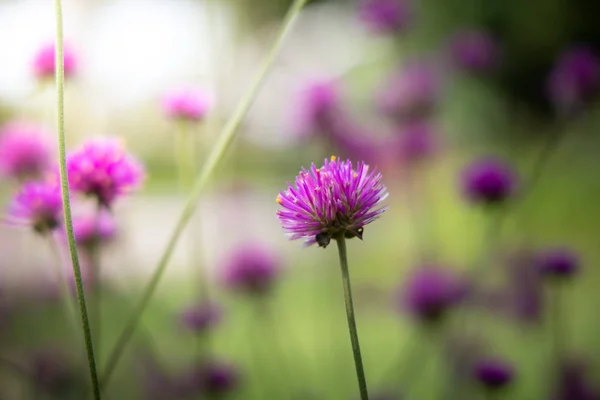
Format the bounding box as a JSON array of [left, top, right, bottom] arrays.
[[100, 0, 308, 389], [89, 202, 103, 363], [549, 283, 565, 378], [334, 235, 369, 400], [46, 234, 79, 332], [54, 0, 100, 398], [175, 122, 195, 191]]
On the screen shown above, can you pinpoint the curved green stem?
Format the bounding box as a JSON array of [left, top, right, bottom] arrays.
[[54, 1, 100, 398], [100, 0, 308, 389], [334, 235, 369, 400]]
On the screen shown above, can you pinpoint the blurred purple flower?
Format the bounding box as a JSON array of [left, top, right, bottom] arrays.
[[461, 157, 518, 205], [551, 359, 600, 400], [358, 0, 412, 35], [32, 42, 78, 81], [66, 138, 145, 207], [449, 30, 500, 74], [7, 180, 62, 234], [547, 46, 600, 115], [179, 302, 222, 334], [276, 156, 388, 248], [179, 360, 240, 398], [29, 350, 75, 395], [377, 62, 440, 122], [0, 122, 52, 182], [473, 358, 514, 390], [294, 79, 341, 134], [162, 88, 211, 122], [398, 266, 467, 323], [395, 121, 438, 164], [72, 210, 118, 250], [536, 247, 580, 279], [221, 243, 281, 295]]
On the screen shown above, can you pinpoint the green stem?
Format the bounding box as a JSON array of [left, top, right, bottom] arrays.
[[175, 122, 195, 191], [99, 0, 308, 390], [334, 235, 369, 400], [47, 234, 79, 332], [549, 283, 564, 378], [90, 202, 103, 364], [54, 1, 100, 398]]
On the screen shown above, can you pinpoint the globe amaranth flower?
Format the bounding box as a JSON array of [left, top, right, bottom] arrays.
[[294, 79, 341, 134], [377, 61, 440, 122], [162, 88, 211, 122], [552, 359, 600, 400], [179, 302, 222, 334], [398, 266, 467, 323], [358, 0, 412, 35], [0, 122, 53, 182], [179, 360, 239, 398], [221, 243, 281, 295], [66, 138, 145, 207], [276, 156, 388, 248], [547, 46, 600, 114], [449, 30, 500, 74], [536, 247, 580, 279], [32, 42, 78, 81], [395, 121, 438, 164], [473, 358, 515, 390], [72, 210, 118, 250], [461, 157, 518, 205], [7, 180, 63, 234]]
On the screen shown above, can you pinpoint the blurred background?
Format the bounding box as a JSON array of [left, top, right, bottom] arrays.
[[0, 0, 600, 399]]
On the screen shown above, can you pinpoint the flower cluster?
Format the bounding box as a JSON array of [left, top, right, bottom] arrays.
[[0, 122, 52, 182]]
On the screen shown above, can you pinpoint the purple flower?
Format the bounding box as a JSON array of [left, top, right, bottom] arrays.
[[0, 122, 52, 181], [66, 138, 145, 207], [547, 46, 600, 114], [358, 0, 412, 35], [294, 79, 341, 134], [162, 88, 211, 122], [7, 180, 63, 234], [72, 210, 118, 250], [179, 360, 240, 397], [395, 121, 438, 163], [461, 157, 517, 205], [32, 42, 78, 81], [473, 358, 514, 390], [536, 247, 580, 279], [551, 359, 600, 400], [449, 30, 500, 74], [221, 243, 281, 295], [179, 302, 222, 334], [276, 156, 388, 248], [377, 62, 440, 122], [398, 266, 467, 322]]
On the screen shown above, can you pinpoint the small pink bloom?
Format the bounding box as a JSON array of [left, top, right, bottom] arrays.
[[162, 88, 211, 122], [7, 180, 63, 234], [31, 42, 78, 81], [0, 122, 53, 181]]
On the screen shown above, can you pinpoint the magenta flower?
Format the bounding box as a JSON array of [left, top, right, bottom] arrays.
[[221, 243, 281, 295], [449, 30, 500, 74], [358, 0, 412, 35], [461, 157, 518, 205], [162, 88, 211, 122], [72, 210, 118, 250], [473, 358, 515, 390], [66, 138, 145, 207], [7, 180, 63, 234], [0, 122, 52, 182], [178, 302, 222, 334], [31, 42, 78, 81], [395, 121, 438, 163], [179, 360, 240, 398], [276, 156, 388, 248], [294, 79, 341, 134], [536, 247, 580, 279]]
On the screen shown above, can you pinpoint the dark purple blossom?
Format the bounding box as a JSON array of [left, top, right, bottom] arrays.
[[358, 0, 412, 35], [7, 180, 63, 234], [547, 46, 600, 114], [276, 156, 388, 248], [473, 358, 515, 390], [179, 360, 240, 398], [221, 243, 281, 295], [66, 138, 145, 207], [0, 122, 52, 181], [551, 359, 600, 400], [536, 247, 580, 279], [461, 157, 518, 205], [449, 30, 500, 74], [162, 88, 211, 122], [32, 42, 78, 81], [179, 302, 222, 334], [377, 61, 440, 122], [398, 266, 467, 322]]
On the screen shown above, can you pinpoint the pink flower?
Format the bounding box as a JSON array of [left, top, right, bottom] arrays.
[[162, 88, 211, 122], [0, 122, 53, 181], [7, 180, 63, 234], [31, 42, 78, 81]]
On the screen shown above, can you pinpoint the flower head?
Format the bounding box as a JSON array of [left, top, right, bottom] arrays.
[[474, 358, 515, 390], [395, 122, 438, 163], [536, 247, 580, 279], [358, 0, 412, 35], [0, 122, 52, 181], [66, 138, 145, 207], [221, 244, 280, 295], [294, 79, 341, 134], [179, 360, 240, 397], [276, 156, 388, 248], [72, 210, 118, 250], [398, 266, 467, 323], [547, 46, 600, 114], [32, 42, 78, 81], [449, 30, 500, 74], [8, 180, 63, 234], [178, 302, 222, 334], [162, 88, 211, 122], [551, 359, 599, 400], [461, 157, 518, 205]]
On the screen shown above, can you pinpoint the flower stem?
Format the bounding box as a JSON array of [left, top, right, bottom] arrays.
[[54, 0, 100, 398], [47, 234, 79, 332], [549, 283, 565, 378], [99, 0, 308, 389], [334, 235, 369, 400]]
